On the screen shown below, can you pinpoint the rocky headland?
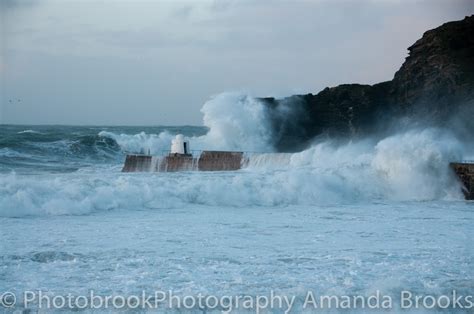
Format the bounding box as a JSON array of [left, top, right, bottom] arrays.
[[262, 15, 474, 151]]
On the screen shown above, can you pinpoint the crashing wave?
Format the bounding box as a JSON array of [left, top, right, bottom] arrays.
[[99, 93, 274, 155], [0, 127, 465, 217]]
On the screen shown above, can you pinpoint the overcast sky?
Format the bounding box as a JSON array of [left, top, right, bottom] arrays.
[[0, 0, 472, 125]]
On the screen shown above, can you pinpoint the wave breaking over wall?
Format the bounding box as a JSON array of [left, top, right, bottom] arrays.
[[1, 125, 465, 217], [99, 93, 275, 155]]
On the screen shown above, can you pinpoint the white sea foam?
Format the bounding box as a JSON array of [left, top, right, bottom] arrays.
[[1, 93, 468, 217], [0, 128, 465, 217], [198, 92, 273, 152], [98, 130, 175, 155], [1, 96, 471, 311], [99, 93, 273, 154], [17, 129, 42, 134]]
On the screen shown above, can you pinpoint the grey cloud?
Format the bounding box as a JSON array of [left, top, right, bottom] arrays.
[[1, 0, 473, 125]]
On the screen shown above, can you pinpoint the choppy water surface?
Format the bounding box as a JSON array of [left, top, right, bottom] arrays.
[[0, 95, 473, 313]]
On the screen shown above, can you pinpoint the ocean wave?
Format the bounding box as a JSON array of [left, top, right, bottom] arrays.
[[68, 135, 122, 159], [97, 93, 274, 155], [0, 93, 468, 214], [0, 128, 464, 217], [98, 131, 174, 155], [0, 148, 25, 158], [1, 134, 122, 164], [17, 129, 42, 134]]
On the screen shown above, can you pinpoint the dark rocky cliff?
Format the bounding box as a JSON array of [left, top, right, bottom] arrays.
[[263, 15, 474, 151]]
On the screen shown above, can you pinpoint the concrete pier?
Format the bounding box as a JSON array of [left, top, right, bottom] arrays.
[[450, 162, 474, 200], [158, 155, 197, 172], [122, 155, 153, 172], [198, 151, 243, 171], [122, 151, 244, 173]]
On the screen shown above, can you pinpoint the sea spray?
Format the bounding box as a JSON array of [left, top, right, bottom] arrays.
[[371, 128, 463, 200], [0, 127, 465, 217], [98, 131, 175, 155], [0, 93, 468, 216], [199, 92, 274, 152], [97, 93, 274, 154]]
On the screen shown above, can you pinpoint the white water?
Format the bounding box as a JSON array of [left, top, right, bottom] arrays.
[[0, 91, 468, 217], [0, 128, 466, 217], [1, 93, 472, 313], [99, 93, 274, 154]]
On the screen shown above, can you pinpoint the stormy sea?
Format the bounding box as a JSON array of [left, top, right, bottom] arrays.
[[1, 93, 473, 313]]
